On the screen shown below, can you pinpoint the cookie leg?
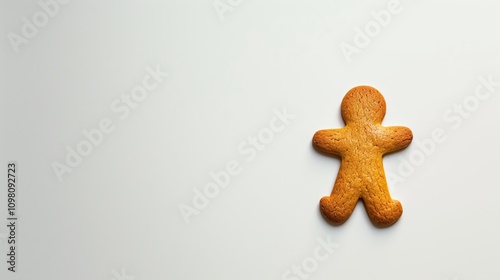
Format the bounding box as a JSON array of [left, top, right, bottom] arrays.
[[362, 195, 403, 227], [319, 189, 359, 225]]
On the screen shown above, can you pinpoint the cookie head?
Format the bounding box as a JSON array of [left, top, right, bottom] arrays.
[[341, 86, 386, 124]]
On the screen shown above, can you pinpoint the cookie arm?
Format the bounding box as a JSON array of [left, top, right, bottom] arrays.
[[312, 129, 346, 156], [379, 126, 413, 153]]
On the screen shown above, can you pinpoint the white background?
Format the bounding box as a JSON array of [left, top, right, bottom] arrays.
[[1, 0, 500, 279]]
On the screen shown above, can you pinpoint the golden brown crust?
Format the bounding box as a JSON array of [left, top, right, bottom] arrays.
[[313, 86, 413, 227]]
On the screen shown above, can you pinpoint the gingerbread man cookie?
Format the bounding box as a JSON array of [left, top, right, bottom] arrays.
[[313, 86, 413, 227]]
